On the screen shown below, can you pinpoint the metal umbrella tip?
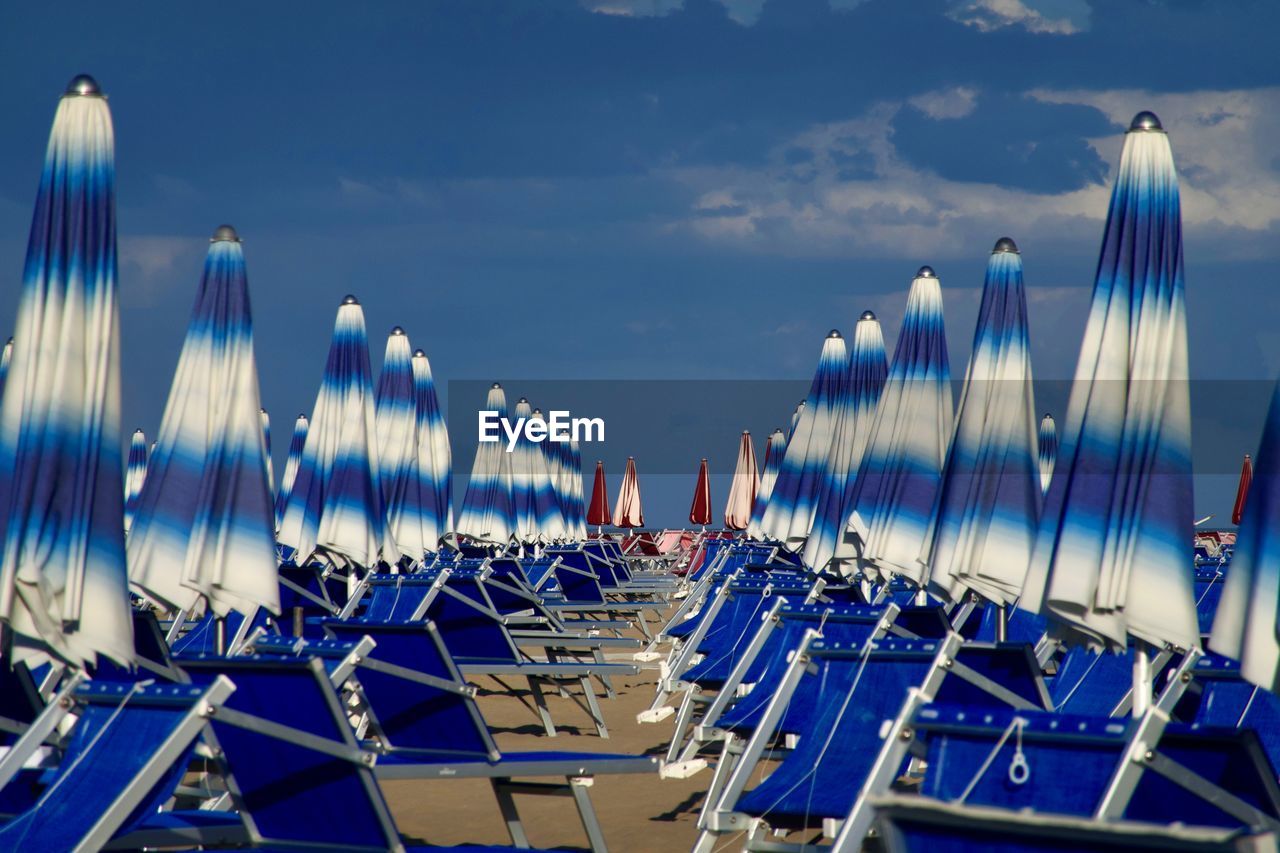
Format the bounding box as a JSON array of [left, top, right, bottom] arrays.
[[827, 329, 843, 339], [742, 429, 750, 435], [298, 413, 308, 419], [413, 348, 426, 358], [211, 224, 240, 243], [916, 265, 936, 278], [518, 397, 529, 404], [391, 326, 405, 336], [860, 310, 877, 321], [491, 382, 502, 389], [992, 237, 1019, 254], [65, 74, 101, 97], [1129, 111, 1163, 132], [259, 407, 267, 414], [133, 427, 144, 434], [342, 294, 359, 305]]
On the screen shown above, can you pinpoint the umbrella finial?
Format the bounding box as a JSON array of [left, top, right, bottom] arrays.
[[916, 265, 936, 278], [859, 310, 877, 321], [992, 237, 1019, 254], [1129, 111, 1163, 132], [342, 294, 359, 305], [827, 329, 843, 339], [391, 326, 405, 336], [742, 429, 750, 435], [211, 225, 240, 243], [413, 348, 426, 358], [491, 382, 502, 390], [133, 427, 144, 435], [65, 74, 102, 97]]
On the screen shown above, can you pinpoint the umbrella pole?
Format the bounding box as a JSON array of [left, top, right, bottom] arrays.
[[996, 602, 1008, 643], [215, 616, 227, 656], [1133, 641, 1154, 717]]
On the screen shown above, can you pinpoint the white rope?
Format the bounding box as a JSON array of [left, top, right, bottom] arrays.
[[954, 715, 1029, 803]]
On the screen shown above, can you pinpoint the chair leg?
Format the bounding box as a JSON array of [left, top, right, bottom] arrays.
[[580, 676, 610, 738], [698, 734, 742, 829], [665, 689, 698, 763], [527, 677, 558, 737], [491, 778, 532, 848], [569, 777, 610, 853], [593, 648, 617, 698]]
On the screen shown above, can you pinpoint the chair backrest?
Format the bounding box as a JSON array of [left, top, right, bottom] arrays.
[[181, 656, 402, 851], [1189, 654, 1280, 771], [913, 705, 1280, 830], [0, 679, 232, 851], [362, 572, 442, 621], [325, 620, 501, 758]]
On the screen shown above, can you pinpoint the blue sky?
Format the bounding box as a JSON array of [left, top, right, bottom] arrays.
[[2, 0, 1278, 525]]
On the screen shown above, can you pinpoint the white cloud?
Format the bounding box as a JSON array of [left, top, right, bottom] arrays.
[[908, 87, 979, 120], [658, 86, 1280, 264], [119, 236, 203, 305], [949, 0, 1081, 35]]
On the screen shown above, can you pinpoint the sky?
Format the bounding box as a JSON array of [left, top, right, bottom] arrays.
[[2, 0, 1278, 526]]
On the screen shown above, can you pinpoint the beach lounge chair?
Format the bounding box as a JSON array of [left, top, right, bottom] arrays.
[[182, 632, 660, 852], [696, 632, 1051, 851], [0, 676, 235, 851]]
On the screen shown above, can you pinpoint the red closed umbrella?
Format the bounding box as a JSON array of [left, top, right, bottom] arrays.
[[1232, 453, 1253, 526], [689, 458, 711, 528], [586, 461, 611, 531]]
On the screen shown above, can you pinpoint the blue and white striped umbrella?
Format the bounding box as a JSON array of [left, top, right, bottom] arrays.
[[124, 428, 149, 533], [275, 413, 308, 530], [921, 239, 1041, 605], [509, 397, 542, 542], [458, 383, 515, 543], [1211, 378, 1280, 689], [1022, 112, 1198, 653], [412, 348, 452, 549], [788, 400, 805, 442], [762, 331, 851, 549], [128, 225, 278, 618], [375, 327, 421, 560], [846, 267, 954, 585], [0, 338, 12, 404], [566, 438, 587, 540], [279, 296, 396, 569], [748, 427, 786, 539], [260, 408, 273, 498], [530, 408, 568, 541], [805, 311, 889, 572], [1038, 413, 1057, 495], [0, 76, 132, 666]]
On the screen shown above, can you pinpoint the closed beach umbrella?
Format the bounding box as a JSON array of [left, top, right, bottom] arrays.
[[458, 383, 515, 543], [0, 338, 12, 403], [762, 331, 851, 548], [1232, 453, 1253, 526], [279, 296, 395, 569], [529, 409, 566, 541], [1022, 112, 1198, 655], [921, 238, 1041, 605], [1211, 385, 1280, 688], [566, 440, 588, 539], [846, 267, 954, 585], [412, 349, 452, 549], [128, 225, 278, 618], [725, 433, 759, 531], [0, 76, 132, 666], [806, 310, 889, 572], [587, 460, 610, 532], [260, 408, 273, 497], [510, 398, 541, 541], [748, 428, 786, 539], [375, 327, 422, 560], [1038, 413, 1057, 495], [613, 456, 644, 529], [124, 428, 149, 533], [689, 458, 712, 528], [789, 400, 805, 441], [275, 414, 309, 530]]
